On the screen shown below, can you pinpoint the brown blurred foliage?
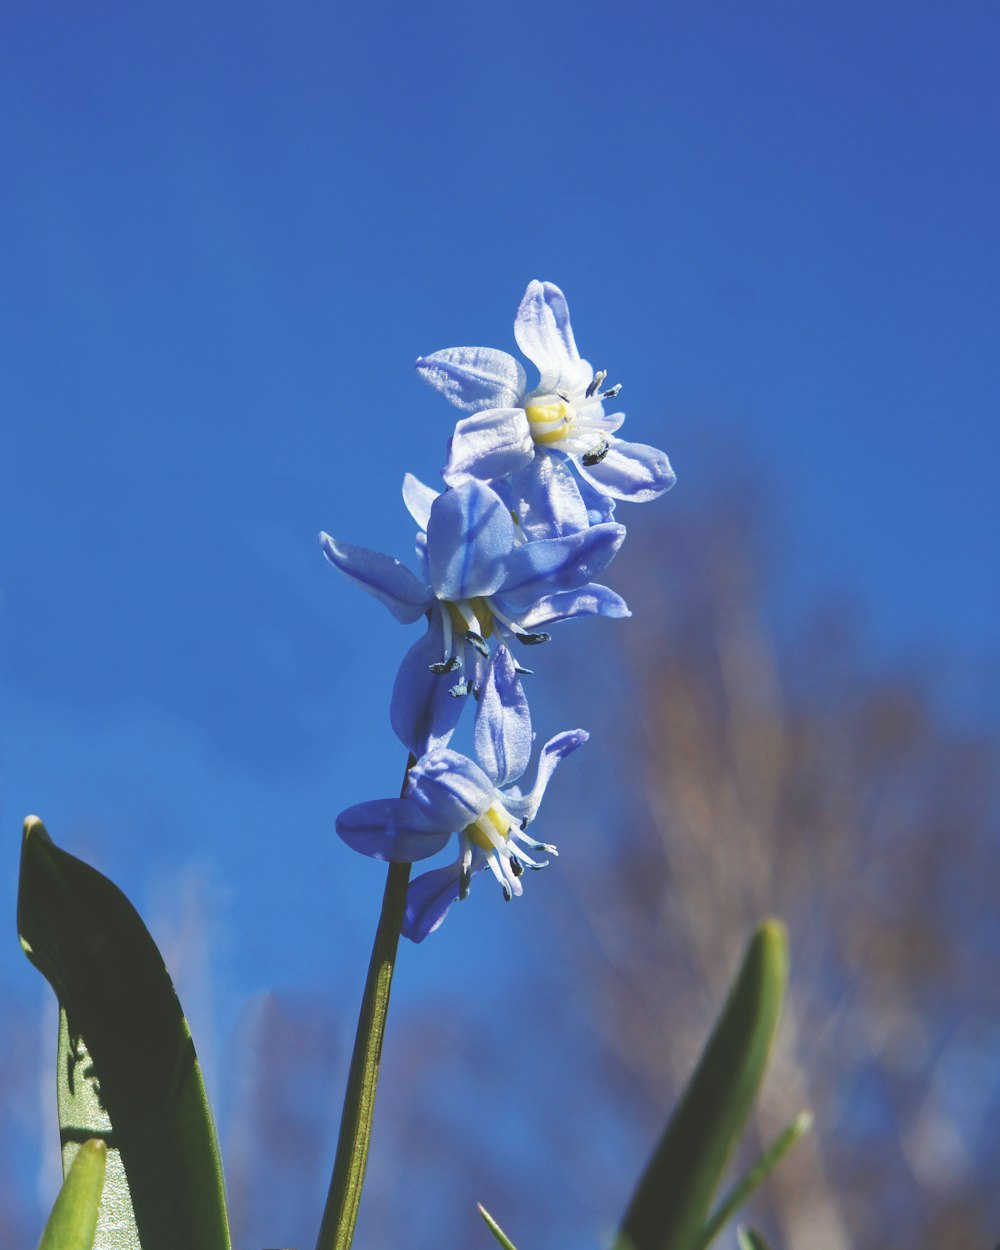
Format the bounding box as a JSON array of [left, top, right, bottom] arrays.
[[553, 487, 1000, 1250]]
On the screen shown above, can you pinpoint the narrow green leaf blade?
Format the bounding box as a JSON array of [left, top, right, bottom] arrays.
[[617, 920, 788, 1250], [699, 1111, 812, 1249], [736, 1225, 772, 1250], [37, 1137, 107, 1250], [18, 817, 231, 1250], [477, 1203, 519, 1250]]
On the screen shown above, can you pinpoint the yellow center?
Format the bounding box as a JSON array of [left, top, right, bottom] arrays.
[[464, 805, 511, 852], [446, 598, 494, 637], [524, 399, 575, 445]]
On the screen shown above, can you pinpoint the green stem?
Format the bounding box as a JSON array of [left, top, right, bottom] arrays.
[[316, 755, 415, 1250]]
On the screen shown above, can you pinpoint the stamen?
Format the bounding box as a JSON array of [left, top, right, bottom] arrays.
[[557, 390, 572, 402], [459, 845, 473, 900], [601, 383, 622, 399], [586, 369, 607, 399], [582, 439, 610, 467], [518, 631, 551, 645], [429, 656, 462, 674], [510, 856, 524, 877], [465, 629, 490, 658], [513, 663, 534, 676], [448, 679, 474, 698]]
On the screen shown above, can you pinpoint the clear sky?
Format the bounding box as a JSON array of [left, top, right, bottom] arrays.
[[1, 0, 997, 1242]]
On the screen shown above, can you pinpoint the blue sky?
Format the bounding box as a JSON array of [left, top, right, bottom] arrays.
[[1, 0, 998, 1242]]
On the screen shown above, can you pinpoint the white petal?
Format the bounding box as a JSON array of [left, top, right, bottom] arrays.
[[416, 347, 527, 412]]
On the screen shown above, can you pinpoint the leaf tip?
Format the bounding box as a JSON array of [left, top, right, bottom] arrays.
[[23, 814, 51, 844]]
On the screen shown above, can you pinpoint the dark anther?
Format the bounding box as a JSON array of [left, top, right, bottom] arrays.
[[519, 631, 551, 645], [510, 856, 524, 877], [465, 629, 490, 658], [582, 440, 610, 467], [460, 864, 471, 900], [557, 390, 571, 402], [520, 817, 529, 831], [501, 882, 512, 902], [513, 663, 534, 676], [586, 370, 607, 399], [429, 656, 462, 674], [600, 383, 622, 399], [448, 679, 474, 698]]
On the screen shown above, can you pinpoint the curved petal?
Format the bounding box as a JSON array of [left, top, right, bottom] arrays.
[[402, 853, 488, 942], [405, 748, 494, 829], [336, 798, 452, 862], [443, 408, 535, 487], [497, 522, 626, 612], [390, 620, 467, 757], [503, 729, 589, 823], [426, 480, 516, 601], [498, 450, 590, 539], [514, 281, 590, 393], [319, 532, 433, 623], [474, 646, 532, 788], [574, 439, 677, 503], [416, 347, 527, 412], [402, 472, 439, 532], [517, 583, 631, 629]]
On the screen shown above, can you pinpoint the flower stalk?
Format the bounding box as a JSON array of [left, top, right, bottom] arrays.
[[316, 757, 415, 1250]]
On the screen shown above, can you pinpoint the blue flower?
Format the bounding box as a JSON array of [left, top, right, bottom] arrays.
[[320, 477, 628, 755], [336, 647, 588, 940], [417, 280, 676, 506]]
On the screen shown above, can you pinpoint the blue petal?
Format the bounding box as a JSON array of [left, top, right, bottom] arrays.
[[319, 533, 433, 623], [426, 480, 515, 601], [517, 583, 631, 629], [336, 798, 452, 862], [416, 347, 527, 412], [443, 408, 535, 487], [402, 472, 439, 532], [402, 853, 488, 942], [497, 450, 591, 539], [575, 439, 677, 503], [503, 729, 589, 823], [474, 646, 532, 788], [497, 522, 626, 613], [390, 619, 467, 756], [405, 748, 494, 830], [513, 281, 590, 394]]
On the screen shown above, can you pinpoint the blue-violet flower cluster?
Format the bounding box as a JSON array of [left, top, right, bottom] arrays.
[[322, 281, 674, 940]]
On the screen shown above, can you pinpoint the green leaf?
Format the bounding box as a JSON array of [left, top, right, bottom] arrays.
[[37, 1137, 107, 1250], [698, 1111, 811, 1249], [18, 817, 231, 1250], [616, 920, 788, 1250], [477, 1203, 519, 1250], [735, 1225, 772, 1250]]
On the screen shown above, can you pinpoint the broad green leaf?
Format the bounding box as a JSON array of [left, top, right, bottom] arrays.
[[616, 921, 788, 1250], [38, 1137, 106, 1250], [18, 817, 231, 1250], [736, 1226, 772, 1250], [477, 1203, 519, 1250], [698, 1111, 811, 1249]]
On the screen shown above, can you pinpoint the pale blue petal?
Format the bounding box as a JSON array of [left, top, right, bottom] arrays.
[[517, 583, 631, 629], [503, 729, 589, 822], [319, 532, 433, 623], [513, 280, 591, 393], [402, 853, 488, 942], [426, 480, 515, 601], [336, 798, 452, 862], [497, 522, 626, 613], [390, 620, 466, 757], [402, 472, 439, 532], [498, 450, 590, 539], [474, 646, 532, 788], [575, 439, 677, 503], [405, 748, 494, 829], [443, 408, 535, 487], [416, 347, 527, 412]]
